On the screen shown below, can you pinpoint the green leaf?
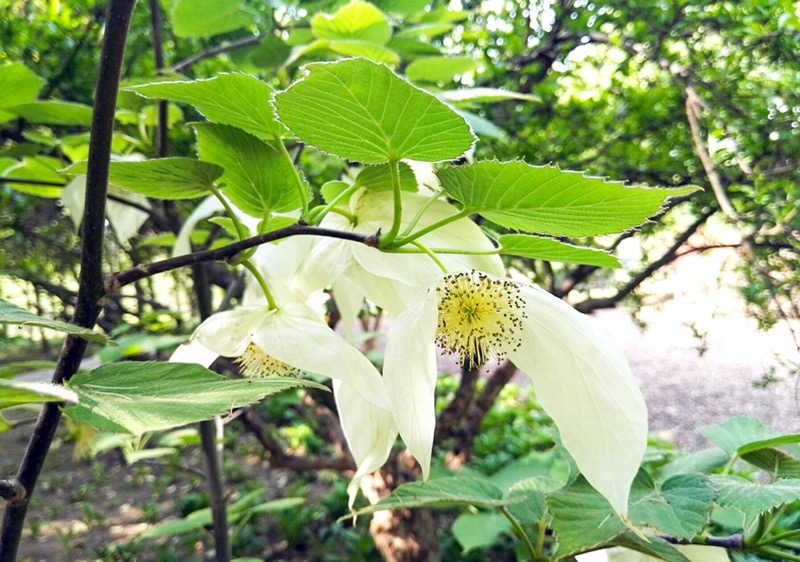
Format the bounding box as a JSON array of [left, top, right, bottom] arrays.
[[547, 472, 712, 557], [739, 447, 800, 478], [660, 448, 730, 479], [0, 361, 58, 380], [348, 476, 509, 517], [374, 0, 429, 16], [97, 333, 189, 363], [629, 472, 714, 540], [709, 474, 800, 528], [438, 161, 699, 236], [700, 416, 780, 456], [125, 74, 285, 141], [64, 362, 326, 435], [171, 0, 252, 38], [311, 1, 391, 44], [737, 433, 800, 456], [250, 34, 292, 68], [7, 101, 93, 126], [0, 62, 44, 109], [438, 87, 540, 105], [63, 158, 223, 200], [0, 378, 78, 406], [406, 56, 478, 83], [503, 476, 560, 524], [457, 110, 507, 140], [194, 123, 306, 218], [0, 298, 107, 344], [274, 58, 474, 163], [452, 512, 511, 553], [499, 234, 621, 268], [396, 23, 454, 39], [386, 37, 441, 58], [1, 156, 64, 198], [326, 40, 400, 65], [547, 477, 627, 556], [141, 496, 304, 539], [353, 162, 417, 192]]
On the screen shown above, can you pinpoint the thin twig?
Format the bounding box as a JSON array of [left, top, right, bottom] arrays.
[[169, 34, 266, 73], [105, 224, 379, 294]]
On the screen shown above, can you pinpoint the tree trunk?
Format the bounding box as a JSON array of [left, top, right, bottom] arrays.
[[361, 453, 440, 562]]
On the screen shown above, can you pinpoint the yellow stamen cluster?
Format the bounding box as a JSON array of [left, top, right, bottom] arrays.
[[436, 272, 527, 368], [235, 343, 301, 378]]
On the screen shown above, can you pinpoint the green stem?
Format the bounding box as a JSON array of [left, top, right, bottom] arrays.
[[385, 246, 499, 256], [210, 186, 248, 241], [307, 183, 359, 225], [389, 208, 471, 249], [379, 159, 403, 246], [535, 517, 547, 559], [761, 529, 800, 546], [498, 506, 538, 561], [276, 138, 309, 217], [397, 188, 444, 239], [327, 207, 357, 223], [241, 260, 277, 310], [758, 546, 800, 562], [409, 241, 448, 274]]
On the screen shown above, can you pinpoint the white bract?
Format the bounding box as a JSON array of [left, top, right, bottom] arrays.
[[383, 270, 648, 516]]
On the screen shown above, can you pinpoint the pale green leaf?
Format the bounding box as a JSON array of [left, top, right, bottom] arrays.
[[457, 110, 507, 139], [415, 9, 469, 23], [396, 23, 454, 39], [194, 123, 306, 217], [386, 37, 442, 58], [374, 0, 429, 16], [452, 512, 511, 553], [140, 103, 184, 127], [311, 1, 391, 44], [439, 87, 540, 105], [0, 62, 44, 109], [349, 476, 508, 517], [499, 234, 621, 268], [125, 74, 285, 141], [700, 416, 780, 456], [1, 156, 64, 198], [406, 56, 478, 83], [64, 362, 326, 435], [327, 40, 400, 65], [171, 0, 252, 38], [7, 101, 93, 126], [709, 474, 800, 528], [438, 161, 699, 236], [592, 545, 730, 562], [274, 58, 474, 163], [0, 378, 78, 405], [63, 158, 223, 200], [0, 298, 107, 344]]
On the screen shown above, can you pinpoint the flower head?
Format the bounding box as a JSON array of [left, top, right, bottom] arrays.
[[383, 270, 648, 516]]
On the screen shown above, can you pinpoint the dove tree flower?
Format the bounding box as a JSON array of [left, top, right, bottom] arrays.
[[383, 270, 648, 516]]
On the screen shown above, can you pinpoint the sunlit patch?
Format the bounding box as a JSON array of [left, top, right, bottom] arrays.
[[435, 271, 527, 367], [235, 343, 301, 378]]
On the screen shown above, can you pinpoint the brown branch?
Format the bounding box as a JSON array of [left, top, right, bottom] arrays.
[[0, 177, 65, 187], [239, 410, 355, 472], [0, 481, 24, 504], [105, 224, 379, 294], [684, 86, 739, 221], [435, 363, 479, 444], [574, 206, 717, 313], [0, 1, 137, 558], [169, 34, 266, 73]]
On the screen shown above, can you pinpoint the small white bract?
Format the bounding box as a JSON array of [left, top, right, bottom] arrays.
[[436, 271, 527, 367]]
